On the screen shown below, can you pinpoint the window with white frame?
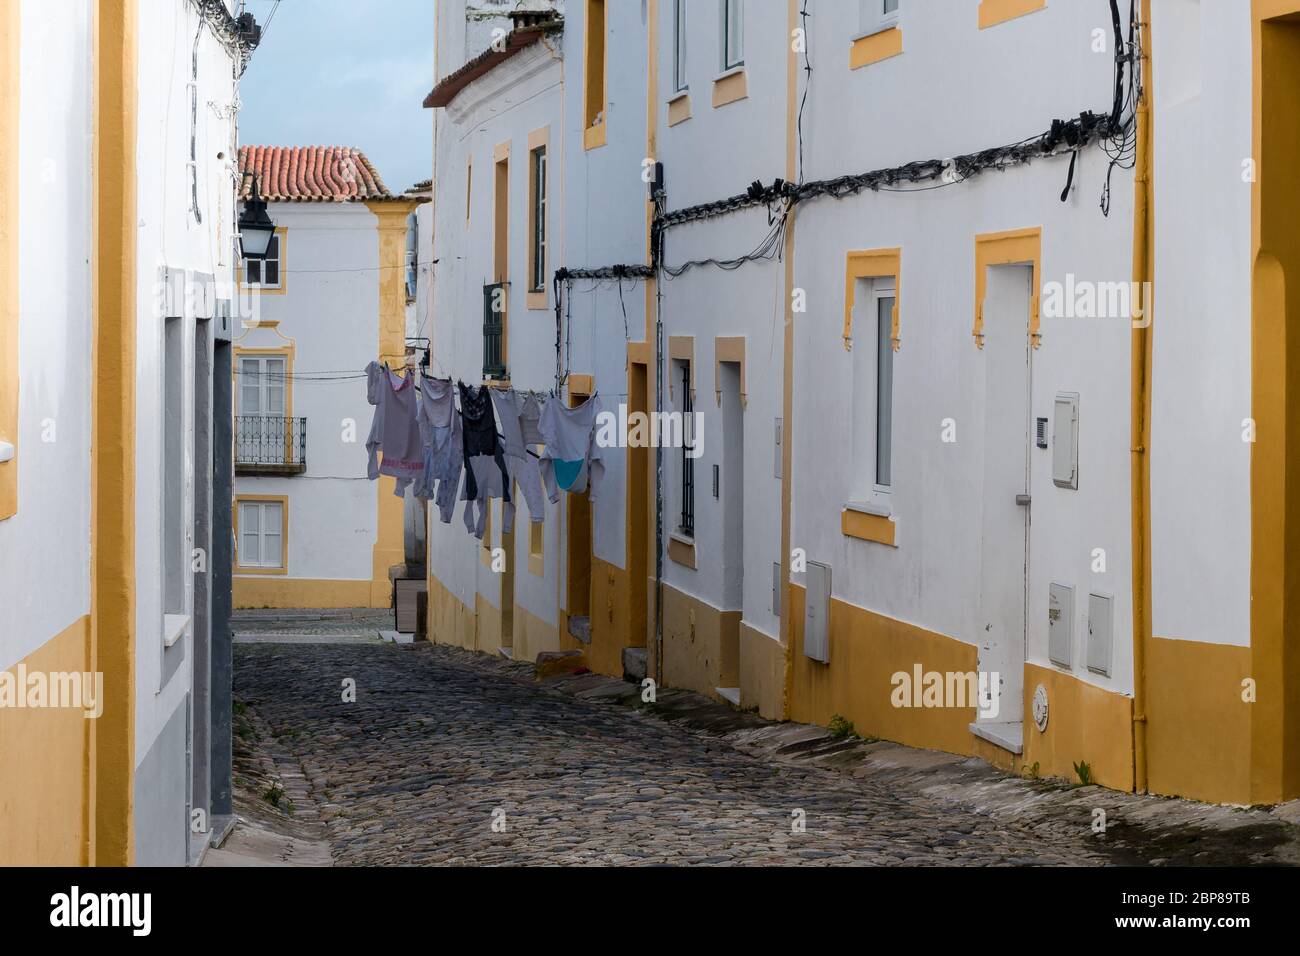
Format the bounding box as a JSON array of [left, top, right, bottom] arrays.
[[238, 354, 286, 416], [238, 499, 284, 569], [529, 145, 548, 292], [860, 0, 900, 35], [849, 279, 895, 508], [722, 0, 744, 71], [244, 231, 282, 288], [674, 0, 688, 91]]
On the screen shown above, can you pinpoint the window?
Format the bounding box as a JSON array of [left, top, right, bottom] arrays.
[[679, 361, 695, 536], [465, 157, 472, 222], [722, 0, 744, 70], [237, 499, 285, 570], [584, 0, 607, 147], [244, 230, 282, 289], [529, 145, 547, 292], [673, 0, 688, 91], [238, 354, 286, 416], [861, 0, 900, 34], [405, 212, 418, 303], [874, 291, 894, 488], [849, 278, 895, 506]]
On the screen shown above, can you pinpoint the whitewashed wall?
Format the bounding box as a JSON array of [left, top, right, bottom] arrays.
[[652, 0, 789, 640], [428, 37, 566, 630], [133, 0, 241, 862], [0, 0, 94, 670], [791, 0, 1138, 696], [1148, 0, 1252, 648]]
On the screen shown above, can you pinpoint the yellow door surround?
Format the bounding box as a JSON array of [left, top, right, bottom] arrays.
[[973, 227, 1042, 349], [843, 247, 901, 351]]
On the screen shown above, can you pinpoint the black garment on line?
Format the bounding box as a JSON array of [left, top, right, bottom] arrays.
[[459, 381, 512, 504]]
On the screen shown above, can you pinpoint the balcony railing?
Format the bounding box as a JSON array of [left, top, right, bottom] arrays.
[[483, 281, 507, 380], [235, 415, 307, 475]]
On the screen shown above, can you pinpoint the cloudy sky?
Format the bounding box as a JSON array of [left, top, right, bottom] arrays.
[[239, 0, 435, 192]]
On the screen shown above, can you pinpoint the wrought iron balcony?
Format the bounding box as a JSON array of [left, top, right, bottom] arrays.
[[235, 415, 307, 475]]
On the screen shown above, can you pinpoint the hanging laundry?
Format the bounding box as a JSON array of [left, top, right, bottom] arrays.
[[365, 361, 424, 497], [416, 375, 463, 524], [458, 381, 513, 540], [489, 388, 547, 523], [539, 392, 605, 501]]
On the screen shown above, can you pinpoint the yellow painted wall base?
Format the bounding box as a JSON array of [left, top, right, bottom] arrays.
[[739, 623, 784, 718], [0, 616, 91, 865], [512, 601, 561, 666], [787, 584, 978, 755], [1021, 662, 1134, 791], [658, 582, 740, 701], [474, 593, 508, 657], [587, 556, 635, 678], [427, 573, 476, 650], [1145, 636, 1251, 804], [234, 576, 381, 609]]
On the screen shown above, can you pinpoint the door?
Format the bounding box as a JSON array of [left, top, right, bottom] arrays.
[[236, 354, 285, 463], [977, 264, 1032, 726]]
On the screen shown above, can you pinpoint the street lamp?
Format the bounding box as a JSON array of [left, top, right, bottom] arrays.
[[237, 173, 276, 260]]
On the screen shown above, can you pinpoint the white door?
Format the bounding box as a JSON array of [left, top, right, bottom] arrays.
[[977, 265, 1032, 727]]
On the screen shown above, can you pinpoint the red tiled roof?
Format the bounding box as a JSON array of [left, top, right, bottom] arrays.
[[238, 146, 394, 202], [423, 20, 562, 109]]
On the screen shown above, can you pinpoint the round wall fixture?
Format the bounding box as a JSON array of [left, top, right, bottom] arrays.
[[1032, 684, 1050, 732]]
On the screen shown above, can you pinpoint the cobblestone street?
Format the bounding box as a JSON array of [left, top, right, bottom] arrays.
[[225, 611, 1300, 867]]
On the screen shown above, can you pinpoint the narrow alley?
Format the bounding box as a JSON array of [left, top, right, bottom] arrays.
[[221, 610, 1300, 868]]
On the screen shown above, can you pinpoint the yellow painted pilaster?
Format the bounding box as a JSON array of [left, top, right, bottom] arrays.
[[366, 199, 424, 609], [92, 0, 138, 866]]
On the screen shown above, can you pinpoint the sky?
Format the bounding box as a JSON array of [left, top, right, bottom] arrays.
[[238, 0, 435, 193]]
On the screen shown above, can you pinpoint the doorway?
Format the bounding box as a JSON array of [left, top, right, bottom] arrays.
[[976, 264, 1033, 743], [566, 386, 593, 642]]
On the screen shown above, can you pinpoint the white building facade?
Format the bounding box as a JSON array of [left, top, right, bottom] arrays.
[[233, 146, 423, 610], [422, 0, 1300, 807], [1, 0, 259, 865]]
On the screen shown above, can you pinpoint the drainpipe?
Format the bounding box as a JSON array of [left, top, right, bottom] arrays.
[[1129, 0, 1154, 795]]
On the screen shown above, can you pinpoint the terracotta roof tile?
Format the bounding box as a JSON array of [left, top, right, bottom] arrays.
[[423, 20, 562, 109], [238, 146, 394, 202]]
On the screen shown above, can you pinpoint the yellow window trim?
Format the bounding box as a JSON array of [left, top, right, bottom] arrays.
[[712, 69, 747, 108], [465, 155, 473, 224], [842, 508, 896, 547], [233, 343, 295, 420], [667, 91, 692, 127], [528, 519, 544, 577], [713, 335, 746, 407], [979, 0, 1046, 30], [0, 0, 18, 520], [234, 494, 290, 575], [236, 225, 288, 296], [584, 0, 608, 150], [973, 227, 1042, 349], [668, 533, 696, 569], [527, 125, 550, 309], [667, 335, 694, 402], [480, 502, 495, 566], [843, 247, 901, 351], [850, 26, 902, 70]]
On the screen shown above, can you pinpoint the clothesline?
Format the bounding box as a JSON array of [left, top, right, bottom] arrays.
[[363, 360, 606, 543]]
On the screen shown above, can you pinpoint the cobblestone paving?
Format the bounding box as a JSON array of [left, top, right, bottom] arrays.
[[234, 638, 1115, 866]]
